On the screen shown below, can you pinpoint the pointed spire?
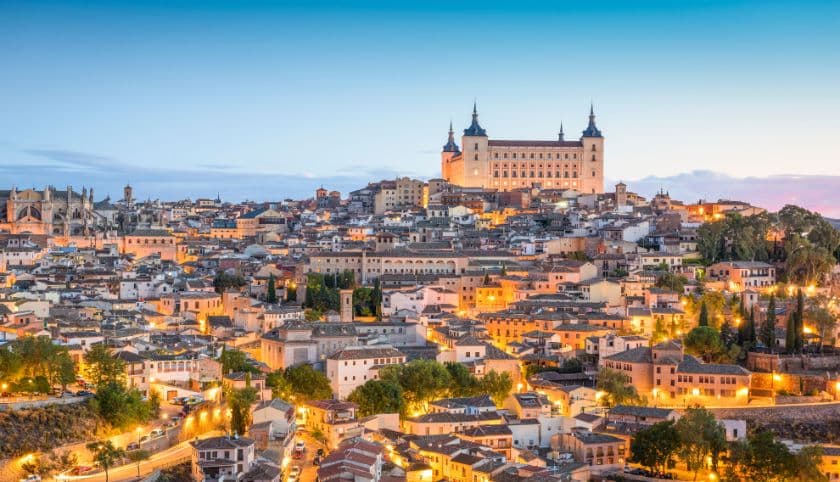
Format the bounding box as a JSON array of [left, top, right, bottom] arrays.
[[582, 102, 603, 137], [443, 119, 460, 153], [464, 101, 487, 136], [558, 122, 565, 142]]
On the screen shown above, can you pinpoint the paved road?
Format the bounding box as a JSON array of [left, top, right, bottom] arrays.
[[57, 432, 222, 482], [291, 430, 327, 482]]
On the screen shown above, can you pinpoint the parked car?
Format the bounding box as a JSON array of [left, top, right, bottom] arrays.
[[76, 390, 93, 397], [126, 442, 140, 451], [316, 447, 325, 456], [70, 466, 92, 476], [295, 440, 306, 452], [19, 475, 41, 482], [313, 455, 321, 466], [149, 428, 165, 438], [287, 466, 301, 482]]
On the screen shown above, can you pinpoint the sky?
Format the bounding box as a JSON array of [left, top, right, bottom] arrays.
[[1, 0, 839, 213]]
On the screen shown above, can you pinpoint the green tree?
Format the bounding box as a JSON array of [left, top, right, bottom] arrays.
[[596, 367, 644, 408], [266, 369, 292, 400], [656, 272, 689, 293], [86, 440, 126, 482], [629, 420, 680, 476], [219, 347, 258, 375], [213, 270, 247, 294], [675, 407, 726, 480], [698, 301, 709, 327], [761, 294, 777, 350], [684, 326, 724, 363], [785, 235, 835, 285], [283, 364, 333, 401], [347, 380, 404, 416], [379, 359, 452, 413], [91, 382, 155, 429], [479, 370, 513, 407], [445, 362, 480, 397], [228, 386, 258, 436], [371, 278, 383, 319], [266, 273, 278, 303], [793, 445, 828, 482], [725, 431, 796, 482], [807, 294, 837, 350], [52, 352, 77, 392], [126, 449, 151, 478], [84, 344, 125, 387], [698, 221, 726, 263]]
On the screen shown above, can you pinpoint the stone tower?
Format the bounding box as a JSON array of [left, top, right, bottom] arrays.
[[124, 183, 133, 205], [615, 182, 627, 207], [339, 289, 354, 322], [460, 102, 489, 188], [440, 120, 460, 181], [580, 104, 605, 194]]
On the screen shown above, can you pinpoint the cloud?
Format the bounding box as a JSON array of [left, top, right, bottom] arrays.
[[613, 170, 840, 217], [22, 148, 126, 172]]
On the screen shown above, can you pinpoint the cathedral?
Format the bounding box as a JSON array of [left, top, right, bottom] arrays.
[[0, 186, 118, 236], [441, 103, 605, 194]]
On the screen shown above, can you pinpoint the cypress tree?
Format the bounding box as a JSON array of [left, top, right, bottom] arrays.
[[747, 305, 756, 345], [698, 301, 709, 327], [786, 299, 798, 353], [266, 273, 277, 303], [795, 289, 805, 352], [762, 294, 777, 351]]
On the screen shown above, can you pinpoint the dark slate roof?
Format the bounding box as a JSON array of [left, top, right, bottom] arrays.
[[463, 103, 487, 137], [609, 405, 675, 419], [603, 346, 653, 363], [677, 355, 750, 376]]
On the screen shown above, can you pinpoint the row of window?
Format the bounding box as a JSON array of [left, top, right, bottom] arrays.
[[127, 238, 174, 244], [492, 152, 579, 160], [493, 170, 581, 179]]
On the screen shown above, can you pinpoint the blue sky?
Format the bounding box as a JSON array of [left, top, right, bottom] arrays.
[[1, 0, 839, 211]]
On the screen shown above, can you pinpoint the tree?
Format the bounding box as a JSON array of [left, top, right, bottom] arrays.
[[282, 364, 333, 401], [479, 370, 513, 407], [698, 221, 727, 263], [656, 272, 689, 294], [683, 326, 724, 363], [91, 382, 155, 429], [84, 344, 125, 387], [698, 301, 709, 327], [785, 235, 835, 286], [379, 359, 452, 414], [445, 362, 480, 397], [371, 278, 383, 320], [596, 367, 643, 408], [807, 294, 837, 350], [266, 369, 292, 400], [213, 270, 246, 294], [725, 431, 796, 482], [219, 347, 258, 375], [228, 386, 258, 436], [793, 445, 828, 482], [126, 449, 151, 478], [761, 294, 777, 350], [266, 273, 278, 303], [87, 440, 126, 482], [347, 380, 404, 416], [629, 420, 680, 476], [675, 407, 726, 480], [53, 352, 77, 392]]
